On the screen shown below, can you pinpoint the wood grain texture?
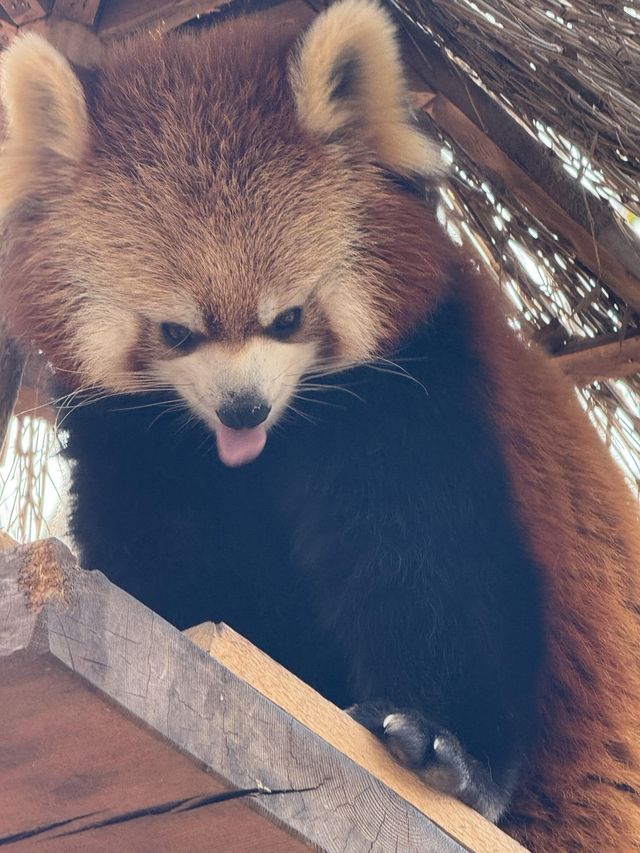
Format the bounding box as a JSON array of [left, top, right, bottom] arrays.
[[0, 538, 515, 852], [51, 0, 102, 26], [0, 653, 311, 852], [97, 0, 229, 38], [555, 333, 640, 382], [187, 622, 525, 853], [0, 0, 46, 25]]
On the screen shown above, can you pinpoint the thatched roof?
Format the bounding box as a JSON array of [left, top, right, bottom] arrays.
[[397, 0, 640, 211], [386, 0, 640, 488]]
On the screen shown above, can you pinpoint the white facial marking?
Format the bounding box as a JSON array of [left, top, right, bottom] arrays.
[[257, 295, 281, 328], [154, 337, 317, 431], [73, 304, 139, 390]]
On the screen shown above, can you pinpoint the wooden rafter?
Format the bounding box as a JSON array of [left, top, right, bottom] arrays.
[[97, 0, 229, 38], [0, 18, 15, 46], [420, 92, 640, 311], [52, 0, 102, 27], [555, 333, 640, 383], [399, 23, 640, 311], [0, 0, 46, 26]]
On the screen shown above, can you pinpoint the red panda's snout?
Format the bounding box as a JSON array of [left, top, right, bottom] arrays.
[[215, 395, 271, 468], [217, 396, 271, 431], [152, 334, 319, 467]]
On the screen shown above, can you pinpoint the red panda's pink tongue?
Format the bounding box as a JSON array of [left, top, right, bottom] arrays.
[[215, 424, 267, 467]]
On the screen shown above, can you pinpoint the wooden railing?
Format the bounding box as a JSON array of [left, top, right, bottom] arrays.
[[0, 536, 525, 851]]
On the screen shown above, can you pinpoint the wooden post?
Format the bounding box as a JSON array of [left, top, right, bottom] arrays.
[[0, 538, 525, 852], [0, 332, 25, 459]]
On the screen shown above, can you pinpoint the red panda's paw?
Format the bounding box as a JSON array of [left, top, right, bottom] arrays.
[[346, 701, 512, 823]]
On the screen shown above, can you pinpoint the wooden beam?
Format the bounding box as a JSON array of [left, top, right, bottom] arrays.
[[98, 0, 315, 40], [555, 333, 640, 383], [1, 538, 526, 852], [0, 333, 25, 460], [422, 92, 640, 310], [400, 26, 640, 309], [2, 653, 311, 851], [0, 0, 46, 25], [97, 0, 229, 38], [188, 622, 524, 852], [51, 0, 102, 27], [0, 11, 17, 46]]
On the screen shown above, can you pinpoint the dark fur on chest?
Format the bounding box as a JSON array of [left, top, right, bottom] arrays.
[[63, 296, 543, 787]]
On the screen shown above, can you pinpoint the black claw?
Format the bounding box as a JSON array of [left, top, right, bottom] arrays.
[[381, 711, 435, 768], [346, 701, 514, 823]]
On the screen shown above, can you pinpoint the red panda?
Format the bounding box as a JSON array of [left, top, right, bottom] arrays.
[[1, 2, 639, 849]]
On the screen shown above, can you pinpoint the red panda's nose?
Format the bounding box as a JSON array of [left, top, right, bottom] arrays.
[[217, 396, 271, 430]]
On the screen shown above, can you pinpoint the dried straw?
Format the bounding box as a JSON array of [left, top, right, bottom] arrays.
[[385, 0, 640, 490], [391, 0, 640, 213]]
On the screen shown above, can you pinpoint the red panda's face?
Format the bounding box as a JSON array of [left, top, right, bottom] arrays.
[[61, 136, 372, 465], [0, 1, 445, 466]]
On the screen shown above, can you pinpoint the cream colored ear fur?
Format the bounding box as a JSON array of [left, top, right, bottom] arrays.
[[0, 33, 88, 211], [290, 0, 441, 175]]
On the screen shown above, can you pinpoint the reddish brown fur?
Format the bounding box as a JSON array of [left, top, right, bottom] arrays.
[[460, 276, 640, 849], [1, 19, 447, 388], [1, 11, 639, 849]]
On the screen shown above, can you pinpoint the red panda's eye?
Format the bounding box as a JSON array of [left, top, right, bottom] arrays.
[[161, 322, 194, 350], [270, 307, 303, 338]]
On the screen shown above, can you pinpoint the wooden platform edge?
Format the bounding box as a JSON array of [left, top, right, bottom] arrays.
[[0, 538, 525, 852]]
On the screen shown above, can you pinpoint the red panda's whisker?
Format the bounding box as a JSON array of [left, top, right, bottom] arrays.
[[297, 381, 366, 404], [146, 404, 192, 434], [109, 398, 185, 414], [290, 393, 345, 410], [284, 403, 318, 426], [363, 361, 430, 397]]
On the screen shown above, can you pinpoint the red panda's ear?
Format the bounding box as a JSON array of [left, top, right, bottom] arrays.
[[289, 0, 441, 176], [0, 33, 88, 212]]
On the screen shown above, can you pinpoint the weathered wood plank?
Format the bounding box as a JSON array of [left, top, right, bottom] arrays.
[[98, 0, 315, 40], [1, 653, 312, 851], [0, 530, 18, 548], [51, 0, 102, 26], [422, 92, 640, 310], [187, 621, 524, 853], [0, 0, 47, 25], [0, 11, 17, 46], [0, 538, 517, 852], [97, 0, 229, 38], [555, 333, 640, 383], [0, 332, 25, 460]]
